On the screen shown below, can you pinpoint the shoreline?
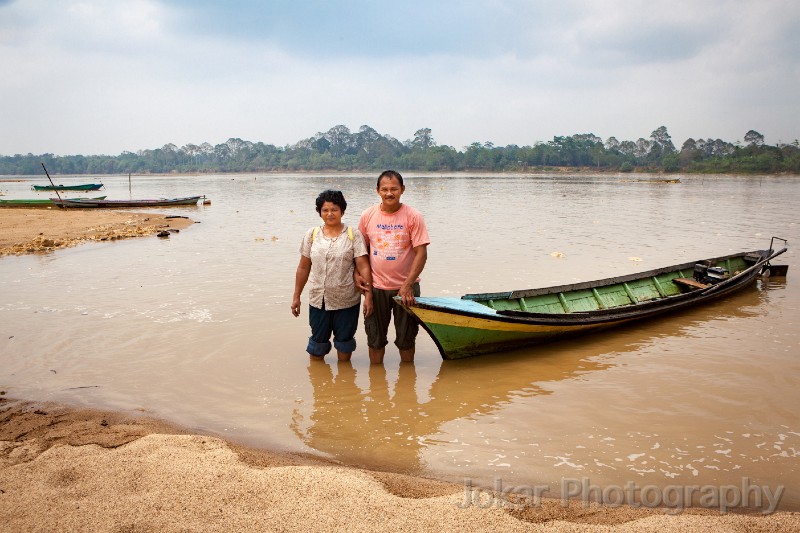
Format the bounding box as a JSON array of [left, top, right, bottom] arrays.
[[2, 395, 797, 531], [4, 170, 800, 179]]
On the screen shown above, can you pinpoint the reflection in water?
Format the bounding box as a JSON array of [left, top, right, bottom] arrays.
[[292, 280, 800, 512], [292, 363, 430, 471], [293, 284, 764, 476], [293, 354, 589, 473]]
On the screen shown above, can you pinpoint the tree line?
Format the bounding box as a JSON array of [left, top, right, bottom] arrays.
[[1, 125, 798, 175]]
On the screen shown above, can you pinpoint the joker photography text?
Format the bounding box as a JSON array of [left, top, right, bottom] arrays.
[[457, 477, 785, 514]]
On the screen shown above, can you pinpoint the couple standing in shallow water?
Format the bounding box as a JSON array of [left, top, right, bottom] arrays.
[[291, 170, 431, 364]]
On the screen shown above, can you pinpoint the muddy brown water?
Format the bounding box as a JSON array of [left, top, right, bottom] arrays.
[[2, 173, 798, 510]]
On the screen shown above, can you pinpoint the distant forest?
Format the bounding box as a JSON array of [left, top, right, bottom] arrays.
[[1, 125, 799, 175]]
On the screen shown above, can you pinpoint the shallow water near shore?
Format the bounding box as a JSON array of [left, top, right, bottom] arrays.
[[1, 172, 799, 511]]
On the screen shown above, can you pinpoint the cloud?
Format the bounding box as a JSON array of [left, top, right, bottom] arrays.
[[167, 0, 567, 58], [0, 0, 798, 155]]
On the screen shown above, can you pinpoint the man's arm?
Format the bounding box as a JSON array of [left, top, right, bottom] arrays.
[[354, 241, 371, 291], [355, 255, 374, 317], [354, 217, 371, 291], [397, 244, 427, 306]]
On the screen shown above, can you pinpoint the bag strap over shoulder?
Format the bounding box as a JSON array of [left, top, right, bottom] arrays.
[[312, 225, 353, 244]]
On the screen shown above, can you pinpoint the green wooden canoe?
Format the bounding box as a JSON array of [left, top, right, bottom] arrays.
[[31, 183, 105, 191], [400, 246, 787, 360], [0, 196, 107, 208], [51, 196, 203, 208]]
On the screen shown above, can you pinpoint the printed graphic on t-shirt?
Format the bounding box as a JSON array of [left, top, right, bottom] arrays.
[[373, 223, 409, 261]]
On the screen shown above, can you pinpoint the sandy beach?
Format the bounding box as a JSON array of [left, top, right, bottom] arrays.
[[0, 208, 194, 256], [1, 208, 798, 531]]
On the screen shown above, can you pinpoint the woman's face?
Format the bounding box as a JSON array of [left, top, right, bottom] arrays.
[[319, 201, 343, 226]]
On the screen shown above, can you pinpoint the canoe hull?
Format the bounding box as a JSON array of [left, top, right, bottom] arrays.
[[51, 196, 202, 208], [0, 196, 107, 208], [402, 248, 784, 360], [410, 304, 615, 359], [32, 183, 104, 191], [1, 198, 64, 208]]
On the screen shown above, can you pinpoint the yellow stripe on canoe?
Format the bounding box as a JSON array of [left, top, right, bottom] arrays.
[[410, 306, 601, 334]]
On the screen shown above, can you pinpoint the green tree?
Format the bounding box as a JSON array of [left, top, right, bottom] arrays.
[[648, 126, 676, 165], [325, 125, 354, 157], [744, 130, 765, 147], [410, 128, 435, 151]]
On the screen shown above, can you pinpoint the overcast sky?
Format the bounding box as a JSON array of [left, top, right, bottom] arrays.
[[1, 0, 798, 156]]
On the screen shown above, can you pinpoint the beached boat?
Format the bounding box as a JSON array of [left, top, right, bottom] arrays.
[[0, 196, 107, 208], [51, 196, 204, 208], [400, 244, 788, 360], [32, 183, 105, 191]]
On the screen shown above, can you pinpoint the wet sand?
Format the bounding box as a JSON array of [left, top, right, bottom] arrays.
[[0, 208, 194, 255], [1, 209, 798, 531]]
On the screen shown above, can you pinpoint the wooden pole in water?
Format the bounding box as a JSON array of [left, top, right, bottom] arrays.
[[128, 173, 132, 198], [40, 163, 63, 203]]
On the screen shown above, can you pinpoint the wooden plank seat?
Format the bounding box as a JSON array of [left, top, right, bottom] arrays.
[[672, 277, 709, 291]]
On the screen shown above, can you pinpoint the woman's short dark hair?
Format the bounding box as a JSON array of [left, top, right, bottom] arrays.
[[315, 190, 347, 214], [377, 170, 403, 188]]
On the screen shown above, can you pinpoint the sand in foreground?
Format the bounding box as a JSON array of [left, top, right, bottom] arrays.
[[0, 398, 797, 532]]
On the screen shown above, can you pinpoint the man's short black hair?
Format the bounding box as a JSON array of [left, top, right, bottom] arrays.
[[377, 170, 403, 188], [315, 189, 347, 214]]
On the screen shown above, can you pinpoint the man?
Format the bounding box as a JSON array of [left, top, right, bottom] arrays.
[[357, 170, 430, 364]]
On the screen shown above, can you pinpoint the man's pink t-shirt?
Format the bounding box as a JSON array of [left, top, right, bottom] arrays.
[[358, 203, 430, 290]]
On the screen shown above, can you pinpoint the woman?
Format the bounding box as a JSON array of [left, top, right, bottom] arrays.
[[292, 190, 373, 361]]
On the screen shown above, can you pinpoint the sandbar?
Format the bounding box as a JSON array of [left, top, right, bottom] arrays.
[[0, 208, 194, 256]]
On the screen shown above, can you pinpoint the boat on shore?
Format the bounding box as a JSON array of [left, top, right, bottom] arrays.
[[50, 196, 204, 208], [0, 196, 107, 208], [32, 183, 105, 191], [400, 244, 788, 360]]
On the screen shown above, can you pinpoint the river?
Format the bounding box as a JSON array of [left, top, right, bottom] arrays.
[[1, 172, 798, 510]]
